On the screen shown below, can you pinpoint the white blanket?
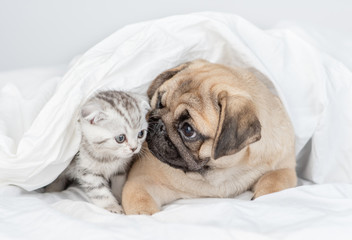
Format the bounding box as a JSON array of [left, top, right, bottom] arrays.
[[1, 183, 352, 240], [1, 12, 352, 239]]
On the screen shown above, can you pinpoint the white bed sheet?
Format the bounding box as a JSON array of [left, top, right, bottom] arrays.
[[1, 12, 352, 240], [1, 183, 352, 240]]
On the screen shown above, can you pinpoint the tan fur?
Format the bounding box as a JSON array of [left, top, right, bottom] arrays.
[[122, 60, 297, 215]]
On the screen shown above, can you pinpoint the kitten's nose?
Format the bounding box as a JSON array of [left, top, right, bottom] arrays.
[[130, 147, 137, 152]]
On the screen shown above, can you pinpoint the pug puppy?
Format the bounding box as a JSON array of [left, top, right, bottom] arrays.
[[122, 59, 296, 215]]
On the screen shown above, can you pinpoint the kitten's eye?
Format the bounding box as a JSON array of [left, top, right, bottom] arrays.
[[138, 130, 146, 139], [115, 134, 126, 143], [180, 122, 197, 139]]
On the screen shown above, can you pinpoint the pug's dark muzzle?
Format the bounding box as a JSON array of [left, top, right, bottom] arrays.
[[146, 118, 208, 172], [147, 119, 187, 171]]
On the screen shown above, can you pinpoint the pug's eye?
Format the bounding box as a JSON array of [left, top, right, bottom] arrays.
[[180, 123, 197, 139], [138, 130, 146, 138], [115, 134, 126, 143]]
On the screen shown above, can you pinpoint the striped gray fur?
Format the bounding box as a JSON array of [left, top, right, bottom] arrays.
[[45, 90, 150, 214]]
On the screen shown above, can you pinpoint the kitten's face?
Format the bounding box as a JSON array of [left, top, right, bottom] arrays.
[[85, 112, 147, 158], [80, 91, 149, 159]]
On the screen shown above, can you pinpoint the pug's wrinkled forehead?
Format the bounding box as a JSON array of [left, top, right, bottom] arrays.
[[148, 60, 220, 137], [147, 59, 209, 100]]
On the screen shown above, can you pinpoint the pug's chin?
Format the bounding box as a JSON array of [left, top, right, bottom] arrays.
[[148, 146, 210, 173], [147, 146, 190, 172], [160, 157, 210, 173]]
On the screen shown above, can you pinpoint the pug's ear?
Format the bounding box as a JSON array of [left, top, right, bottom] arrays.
[[147, 62, 190, 99], [212, 91, 262, 160]]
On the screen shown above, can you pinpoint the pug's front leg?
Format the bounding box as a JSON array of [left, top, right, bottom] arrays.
[[122, 179, 160, 215], [252, 168, 297, 199]]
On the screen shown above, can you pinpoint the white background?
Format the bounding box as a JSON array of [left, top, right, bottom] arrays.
[[0, 0, 351, 71]]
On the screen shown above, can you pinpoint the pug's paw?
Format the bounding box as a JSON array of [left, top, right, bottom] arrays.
[[123, 194, 160, 215], [252, 168, 297, 200], [122, 181, 160, 215], [126, 206, 159, 215]]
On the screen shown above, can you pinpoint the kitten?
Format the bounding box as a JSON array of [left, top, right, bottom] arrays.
[[45, 90, 149, 214]]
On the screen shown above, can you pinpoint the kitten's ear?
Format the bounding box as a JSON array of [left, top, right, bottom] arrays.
[[132, 93, 150, 113], [81, 102, 107, 124], [141, 98, 150, 113]]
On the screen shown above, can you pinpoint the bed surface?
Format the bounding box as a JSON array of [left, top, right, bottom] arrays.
[[1, 183, 352, 240]]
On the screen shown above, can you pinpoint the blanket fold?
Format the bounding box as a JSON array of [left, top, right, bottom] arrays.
[[0, 12, 351, 190]]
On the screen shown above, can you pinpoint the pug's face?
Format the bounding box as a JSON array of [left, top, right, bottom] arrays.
[[146, 60, 262, 172]]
